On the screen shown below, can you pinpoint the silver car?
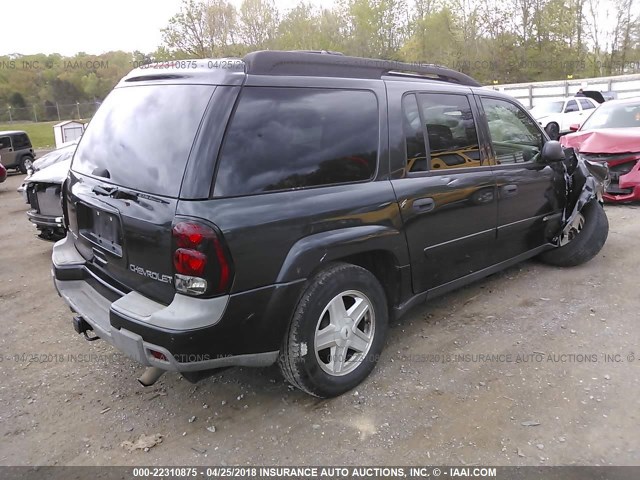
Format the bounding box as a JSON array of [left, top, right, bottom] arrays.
[[18, 142, 77, 240]]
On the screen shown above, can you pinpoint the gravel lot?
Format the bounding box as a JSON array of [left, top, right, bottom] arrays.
[[1, 172, 638, 466]]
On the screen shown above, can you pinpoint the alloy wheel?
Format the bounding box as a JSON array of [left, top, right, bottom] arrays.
[[560, 212, 585, 246], [314, 290, 375, 376]]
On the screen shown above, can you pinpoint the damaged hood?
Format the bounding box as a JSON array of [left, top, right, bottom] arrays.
[[25, 158, 71, 184], [561, 128, 640, 154]]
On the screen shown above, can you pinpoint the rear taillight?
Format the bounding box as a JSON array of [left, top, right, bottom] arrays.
[[171, 220, 233, 297]]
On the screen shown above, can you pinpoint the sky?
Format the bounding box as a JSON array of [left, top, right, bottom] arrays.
[[0, 0, 318, 57], [0, 0, 618, 58]]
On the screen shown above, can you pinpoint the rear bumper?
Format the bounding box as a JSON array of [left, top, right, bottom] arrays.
[[52, 235, 303, 372]]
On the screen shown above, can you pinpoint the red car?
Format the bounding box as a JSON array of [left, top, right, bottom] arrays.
[[561, 97, 640, 203], [0, 162, 7, 183]]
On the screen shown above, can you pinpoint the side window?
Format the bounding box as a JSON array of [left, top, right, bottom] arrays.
[[579, 99, 595, 110], [481, 97, 543, 165], [12, 134, 31, 149], [402, 94, 427, 172], [418, 93, 483, 170], [564, 100, 579, 113], [0, 137, 10, 150], [215, 87, 378, 196]]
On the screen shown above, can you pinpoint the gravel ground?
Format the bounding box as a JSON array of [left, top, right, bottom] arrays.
[[0, 172, 638, 466]]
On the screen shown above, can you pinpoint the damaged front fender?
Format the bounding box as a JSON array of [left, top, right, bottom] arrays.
[[557, 147, 609, 245]]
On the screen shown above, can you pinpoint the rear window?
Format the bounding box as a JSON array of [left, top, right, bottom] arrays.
[[579, 99, 595, 110], [73, 84, 215, 197], [214, 87, 379, 196]]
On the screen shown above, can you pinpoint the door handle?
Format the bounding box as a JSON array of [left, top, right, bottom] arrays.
[[502, 184, 518, 196], [413, 197, 435, 212]]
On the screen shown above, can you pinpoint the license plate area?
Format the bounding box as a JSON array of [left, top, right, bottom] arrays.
[[76, 203, 123, 257]]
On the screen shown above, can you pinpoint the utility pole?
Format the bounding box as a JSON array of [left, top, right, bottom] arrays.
[[33, 105, 38, 123], [8, 106, 12, 123], [76, 101, 81, 120], [56, 102, 61, 121]]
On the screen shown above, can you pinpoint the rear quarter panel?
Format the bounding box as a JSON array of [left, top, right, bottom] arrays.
[[176, 181, 407, 293]]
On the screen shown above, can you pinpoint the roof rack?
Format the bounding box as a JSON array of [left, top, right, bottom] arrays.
[[243, 50, 481, 87]]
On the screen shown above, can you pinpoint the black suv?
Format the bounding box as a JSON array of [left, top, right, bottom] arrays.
[[52, 51, 609, 398]]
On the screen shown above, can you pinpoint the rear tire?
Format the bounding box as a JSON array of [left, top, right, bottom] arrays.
[[19, 155, 33, 174], [278, 262, 388, 398], [538, 201, 608, 267]]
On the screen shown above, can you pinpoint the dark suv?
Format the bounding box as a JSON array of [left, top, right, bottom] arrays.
[[52, 51, 609, 398]]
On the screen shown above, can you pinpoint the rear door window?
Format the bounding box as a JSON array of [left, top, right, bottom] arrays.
[[0, 137, 10, 150], [72, 84, 215, 197], [417, 93, 483, 170], [214, 87, 379, 196], [402, 94, 427, 172]]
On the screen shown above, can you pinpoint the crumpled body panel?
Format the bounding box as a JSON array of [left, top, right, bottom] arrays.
[[559, 148, 609, 244], [561, 127, 640, 154], [561, 128, 640, 202]]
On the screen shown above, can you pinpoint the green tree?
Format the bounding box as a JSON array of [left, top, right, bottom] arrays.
[[9, 92, 26, 108], [276, 3, 321, 50], [401, 8, 461, 66], [239, 0, 279, 49], [342, 0, 408, 58]]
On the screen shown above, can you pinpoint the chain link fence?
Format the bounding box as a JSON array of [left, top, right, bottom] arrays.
[[0, 102, 101, 123]]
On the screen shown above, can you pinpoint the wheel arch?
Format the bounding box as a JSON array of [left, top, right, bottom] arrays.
[[276, 225, 410, 311]]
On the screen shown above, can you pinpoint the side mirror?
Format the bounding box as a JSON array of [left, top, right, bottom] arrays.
[[541, 140, 565, 162], [569, 123, 580, 132]]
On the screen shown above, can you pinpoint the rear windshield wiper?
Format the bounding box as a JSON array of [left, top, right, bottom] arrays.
[[92, 185, 169, 204], [92, 185, 117, 197]]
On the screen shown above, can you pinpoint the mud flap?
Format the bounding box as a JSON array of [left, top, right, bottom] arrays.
[[556, 148, 609, 245]]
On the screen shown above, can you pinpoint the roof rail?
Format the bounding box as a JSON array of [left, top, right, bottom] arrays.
[[293, 50, 345, 56], [243, 50, 481, 87]]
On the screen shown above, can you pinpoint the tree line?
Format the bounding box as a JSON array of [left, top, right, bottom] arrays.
[[1, 0, 638, 117], [0, 52, 143, 121], [160, 0, 640, 82]]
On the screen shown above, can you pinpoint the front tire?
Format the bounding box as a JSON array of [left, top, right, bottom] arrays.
[[278, 262, 388, 398], [538, 200, 608, 267]]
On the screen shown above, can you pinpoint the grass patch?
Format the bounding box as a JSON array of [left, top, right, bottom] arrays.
[[0, 121, 58, 149]]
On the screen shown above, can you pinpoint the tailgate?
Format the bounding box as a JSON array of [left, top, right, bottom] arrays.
[[63, 82, 218, 304], [66, 172, 177, 304]]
